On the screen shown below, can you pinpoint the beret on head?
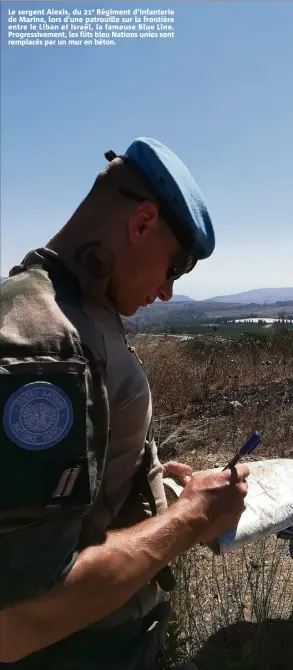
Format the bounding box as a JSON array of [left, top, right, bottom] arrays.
[[105, 136, 215, 273]]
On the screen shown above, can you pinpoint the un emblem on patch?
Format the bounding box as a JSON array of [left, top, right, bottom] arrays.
[[3, 382, 74, 450]]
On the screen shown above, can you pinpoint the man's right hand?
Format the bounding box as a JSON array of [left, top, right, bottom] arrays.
[[0, 463, 249, 662], [176, 464, 249, 544]]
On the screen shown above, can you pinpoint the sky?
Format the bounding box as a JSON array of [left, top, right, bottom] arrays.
[[1, 1, 293, 300]]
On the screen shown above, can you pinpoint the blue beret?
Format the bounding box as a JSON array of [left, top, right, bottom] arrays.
[[104, 137, 215, 268]]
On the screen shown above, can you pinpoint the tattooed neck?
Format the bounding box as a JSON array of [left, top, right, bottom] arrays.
[[73, 241, 115, 282], [48, 237, 116, 307]]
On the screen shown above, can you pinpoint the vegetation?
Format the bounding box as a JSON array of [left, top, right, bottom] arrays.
[[130, 327, 293, 669], [124, 299, 293, 334]]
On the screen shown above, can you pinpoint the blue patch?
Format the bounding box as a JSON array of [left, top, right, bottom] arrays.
[[3, 382, 74, 450]]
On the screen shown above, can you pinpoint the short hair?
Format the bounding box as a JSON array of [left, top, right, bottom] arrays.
[[87, 156, 159, 213]]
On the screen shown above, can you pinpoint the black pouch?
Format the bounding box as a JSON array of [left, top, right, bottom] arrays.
[[0, 357, 97, 608], [0, 358, 93, 511]]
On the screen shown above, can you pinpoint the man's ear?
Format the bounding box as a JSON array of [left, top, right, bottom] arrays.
[[128, 201, 159, 246]]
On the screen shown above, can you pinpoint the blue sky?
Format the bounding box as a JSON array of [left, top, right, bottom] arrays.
[[1, 1, 292, 299]]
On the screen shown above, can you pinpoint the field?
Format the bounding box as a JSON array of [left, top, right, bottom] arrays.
[[130, 328, 293, 669], [124, 299, 293, 335]]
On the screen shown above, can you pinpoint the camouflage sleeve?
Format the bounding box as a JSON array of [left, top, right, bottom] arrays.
[[0, 270, 109, 609]]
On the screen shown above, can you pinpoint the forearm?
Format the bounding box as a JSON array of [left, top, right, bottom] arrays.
[[1, 500, 201, 662]]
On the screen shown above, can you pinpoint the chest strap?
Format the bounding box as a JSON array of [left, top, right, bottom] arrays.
[[133, 442, 176, 593]]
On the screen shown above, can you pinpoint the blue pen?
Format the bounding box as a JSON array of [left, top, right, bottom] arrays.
[[222, 431, 261, 471]]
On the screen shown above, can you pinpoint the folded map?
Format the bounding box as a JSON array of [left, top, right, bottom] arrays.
[[163, 459, 293, 554]]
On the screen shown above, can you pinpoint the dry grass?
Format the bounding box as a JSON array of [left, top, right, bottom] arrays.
[[133, 330, 293, 417], [130, 329, 293, 669], [167, 538, 293, 669], [132, 330, 293, 467]]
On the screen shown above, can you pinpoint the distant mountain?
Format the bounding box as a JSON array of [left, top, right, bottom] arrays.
[[171, 294, 194, 302], [210, 288, 293, 304], [155, 294, 194, 303]]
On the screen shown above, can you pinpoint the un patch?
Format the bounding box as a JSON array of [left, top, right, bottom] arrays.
[[3, 381, 74, 450]]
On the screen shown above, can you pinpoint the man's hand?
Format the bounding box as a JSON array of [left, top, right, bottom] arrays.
[[0, 463, 249, 662], [176, 464, 249, 543], [162, 460, 193, 486]]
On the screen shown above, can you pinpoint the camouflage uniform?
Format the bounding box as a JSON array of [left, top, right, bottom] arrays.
[[0, 248, 173, 668]]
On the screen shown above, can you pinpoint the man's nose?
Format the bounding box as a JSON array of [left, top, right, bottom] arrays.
[[157, 279, 174, 302]]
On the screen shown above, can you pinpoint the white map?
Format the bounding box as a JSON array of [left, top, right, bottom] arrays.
[[163, 459, 293, 554]]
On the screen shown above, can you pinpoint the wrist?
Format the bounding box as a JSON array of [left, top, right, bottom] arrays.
[[172, 497, 208, 548]]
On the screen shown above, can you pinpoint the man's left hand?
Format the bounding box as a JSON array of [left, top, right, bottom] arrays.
[[162, 461, 193, 487]]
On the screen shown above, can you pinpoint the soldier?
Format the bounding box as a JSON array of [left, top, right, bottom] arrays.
[[0, 137, 249, 669]]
